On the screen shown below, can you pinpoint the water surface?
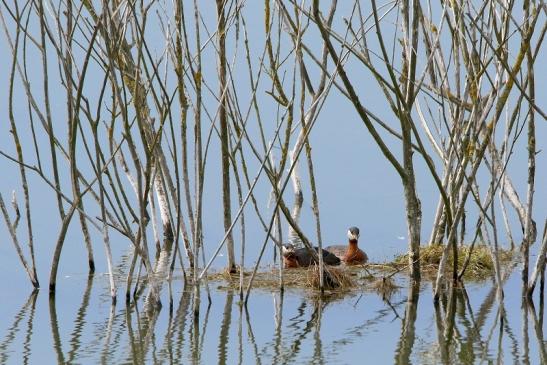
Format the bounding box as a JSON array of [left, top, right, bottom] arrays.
[[1, 266, 546, 364]]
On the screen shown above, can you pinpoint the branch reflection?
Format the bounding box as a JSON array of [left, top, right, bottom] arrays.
[[394, 279, 420, 365], [0, 290, 37, 365], [4, 273, 547, 363]]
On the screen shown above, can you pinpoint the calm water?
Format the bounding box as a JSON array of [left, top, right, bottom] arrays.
[[1, 264, 547, 364]]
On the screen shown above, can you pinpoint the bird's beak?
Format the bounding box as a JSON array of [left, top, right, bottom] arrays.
[[348, 231, 359, 241], [282, 245, 294, 255]]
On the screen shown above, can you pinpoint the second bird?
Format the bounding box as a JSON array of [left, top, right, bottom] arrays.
[[325, 226, 368, 265], [282, 243, 341, 268]]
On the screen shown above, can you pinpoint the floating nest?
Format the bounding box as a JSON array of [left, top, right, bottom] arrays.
[[206, 263, 406, 303], [203, 244, 510, 295], [208, 265, 355, 291], [392, 243, 515, 280]]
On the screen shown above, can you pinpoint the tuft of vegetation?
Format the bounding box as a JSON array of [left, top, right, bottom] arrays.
[[393, 244, 515, 280], [306, 265, 355, 290]]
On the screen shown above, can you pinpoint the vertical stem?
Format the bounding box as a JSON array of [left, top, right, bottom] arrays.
[[65, 0, 95, 273], [522, 0, 535, 291], [499, 189, 515, 250], [174, 0, 196, 269], [192, 0, 204, 282], [4, 2, 39, 288], [94, 124, 117, 303], [216, 0, 236, 273], [37, 0, 64, 220]]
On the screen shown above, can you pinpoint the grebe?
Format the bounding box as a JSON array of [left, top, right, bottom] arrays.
[[326, 226, 368, 265], [281, 243, 341, 268]]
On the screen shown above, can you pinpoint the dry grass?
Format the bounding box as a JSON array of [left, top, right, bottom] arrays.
[[205, 244, 513, 296], [306, 265, 355, 290], [207, 267, 308, 290], [208, 265, 355, 291], [393, 244, 514, 280], [206, 264, 404, 300]]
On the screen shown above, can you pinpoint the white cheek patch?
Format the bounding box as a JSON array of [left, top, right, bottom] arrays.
[[347, 232, 359, 240]]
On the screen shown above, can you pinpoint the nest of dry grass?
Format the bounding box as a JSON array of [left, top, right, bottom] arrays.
[[393, 243, 514, 280], [206, 264, 413, 304], [207, 265, 355, 291]]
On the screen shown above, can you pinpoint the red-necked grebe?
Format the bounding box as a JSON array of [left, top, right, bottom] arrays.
[[325, 226, 368, 265], [281, 243, 341, 268]]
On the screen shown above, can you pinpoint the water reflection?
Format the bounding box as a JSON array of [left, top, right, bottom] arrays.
[[217, 290, 233, 365], [527, 298, 547, 364], [0, 290, 37, 365], [66, 274, 93, 363], [522, 296, 531, 365], [394, 279, 419, 365], [1, 274, 547, 364], [48, 293, 65, 364]]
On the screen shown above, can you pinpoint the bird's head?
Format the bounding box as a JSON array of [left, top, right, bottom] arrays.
[[347, 226, 360, 242], [282, 243, 296, 257]]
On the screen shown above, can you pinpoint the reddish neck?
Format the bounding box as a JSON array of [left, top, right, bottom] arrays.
[[284, 255, 298, 268], [346, 239, 358, 254]]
